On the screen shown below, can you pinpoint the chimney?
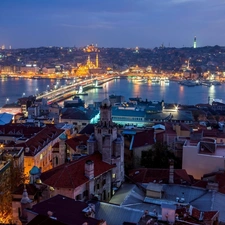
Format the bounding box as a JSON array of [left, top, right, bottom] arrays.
[[85, 160, 94, 179], [169, 159, 174, 184]]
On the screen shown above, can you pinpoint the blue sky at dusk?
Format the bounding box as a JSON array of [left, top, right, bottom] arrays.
[[0, 0, 225, 48]]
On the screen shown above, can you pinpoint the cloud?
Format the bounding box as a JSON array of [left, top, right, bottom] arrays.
[[60, 22, 115, 29]]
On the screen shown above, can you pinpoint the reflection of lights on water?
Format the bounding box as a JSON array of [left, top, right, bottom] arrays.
[[208, 85, 215, 97], [180, 86, 184, 92]]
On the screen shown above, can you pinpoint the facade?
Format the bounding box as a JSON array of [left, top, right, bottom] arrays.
[[20, 66, 39, 74], [0, 147, 24, 224], [111, 101, 194, 127], [40, 98, 125, 202], [42, 67, 55, 74], [41, 152, 114, 202], [182, 137, 225, 179], [87, 98, 125, 187], [60, 107, 99, 132], [0, 124, 65, 176]]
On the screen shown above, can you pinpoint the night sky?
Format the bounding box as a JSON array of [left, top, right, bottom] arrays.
[[0, 0, 224, 48]]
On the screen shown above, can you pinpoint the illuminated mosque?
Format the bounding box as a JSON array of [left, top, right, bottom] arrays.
[[75, 44, 100, 76]]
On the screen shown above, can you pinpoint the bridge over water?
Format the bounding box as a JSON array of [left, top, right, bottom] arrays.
[[36, 75, 117, 104]]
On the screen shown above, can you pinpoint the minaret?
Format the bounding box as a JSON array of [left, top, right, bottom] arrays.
[[20, 185, 32, 224], [87, 55, 91, 67], [193, 36, 197, 48], [96, 53, 99, 68]]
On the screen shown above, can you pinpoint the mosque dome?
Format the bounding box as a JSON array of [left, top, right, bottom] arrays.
[[101, 98, 111, 107]]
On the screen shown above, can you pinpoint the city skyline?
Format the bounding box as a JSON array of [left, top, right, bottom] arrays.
[[0, 0, 225, 48]]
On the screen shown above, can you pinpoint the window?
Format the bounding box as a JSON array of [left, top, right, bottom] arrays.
[[83, 190, 89, 197], [82, 123, 87, 125], [102, 179, 106, 186], [76, 194, 81, 200], [97, 184, 100, 189], [112, 174, 116, 179]]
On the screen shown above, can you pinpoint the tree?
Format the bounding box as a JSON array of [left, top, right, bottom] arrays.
[[0, 158, 26, 224], [140, 142, 181, 169]]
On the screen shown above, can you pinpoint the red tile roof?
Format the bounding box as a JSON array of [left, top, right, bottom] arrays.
[[41, 151, 115, 189], [65, 134, 89, 151], [128, 168, 192, 184], [192, 180, 207, 189], [203, 211, 218, 220], [14, 126, 64, 156], [0, 124, 43, 138], [132, 129, 155, 148]]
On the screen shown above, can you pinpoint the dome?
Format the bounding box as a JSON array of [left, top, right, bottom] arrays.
[[29, 166, 41, 175], [59, 133, 67, 140], [101, 98, 111, 107]]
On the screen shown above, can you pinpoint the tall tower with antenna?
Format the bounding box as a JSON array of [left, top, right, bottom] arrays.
[[193, 36, 197, 48]]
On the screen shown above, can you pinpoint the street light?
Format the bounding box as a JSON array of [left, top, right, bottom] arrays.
[[22, 92, 25, 97], [36, 88, 38, 95], [6, 98, 9, 104]]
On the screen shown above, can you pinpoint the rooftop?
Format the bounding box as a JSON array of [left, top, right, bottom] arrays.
[[41, 151, 115, 189], [27, 194, 102, 225]]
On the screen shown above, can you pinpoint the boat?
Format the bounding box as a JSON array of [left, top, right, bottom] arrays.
[[76, 92, 88, 96], [201, 81, 212, 87], [179, 80, 196, 87], [93, 85, 103, 89], [135, 77, 148, 83], [212, 80, 221, 85], [164, 77, 170, 83]]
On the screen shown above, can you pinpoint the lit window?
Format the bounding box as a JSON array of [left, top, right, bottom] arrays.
[[112, 174, 116, 179], [40, 154, 43, 160]]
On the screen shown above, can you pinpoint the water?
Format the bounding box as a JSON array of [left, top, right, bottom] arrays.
[[0, 77, 225, 107]]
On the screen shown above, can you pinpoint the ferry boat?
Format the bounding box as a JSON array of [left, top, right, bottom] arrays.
[[179, 80, 196, 87], [201, 81, 212, 87]]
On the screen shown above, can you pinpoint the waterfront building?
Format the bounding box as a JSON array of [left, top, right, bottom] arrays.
[[111, 99, 194, 127], [42, 66, 55, 74], [211, 99, 225, 111], [20, 65, 39, 74]]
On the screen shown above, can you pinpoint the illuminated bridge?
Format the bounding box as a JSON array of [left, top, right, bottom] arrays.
[[36, 75, 117, 104]]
